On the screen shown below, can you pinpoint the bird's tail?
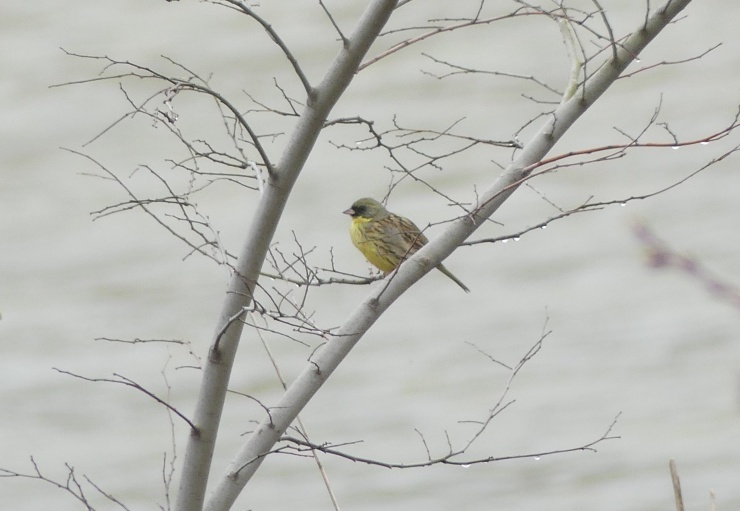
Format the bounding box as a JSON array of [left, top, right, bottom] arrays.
[[436, 264, 470, 293]]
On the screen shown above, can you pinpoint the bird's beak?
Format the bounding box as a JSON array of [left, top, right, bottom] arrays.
[[342, 208, 355, 216]]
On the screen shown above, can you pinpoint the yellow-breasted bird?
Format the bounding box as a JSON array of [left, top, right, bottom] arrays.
[[343, 197, 470, 293]]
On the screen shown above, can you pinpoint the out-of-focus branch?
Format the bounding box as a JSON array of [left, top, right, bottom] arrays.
[[633, 222, 740, 311], [669, 459, 686, 511]]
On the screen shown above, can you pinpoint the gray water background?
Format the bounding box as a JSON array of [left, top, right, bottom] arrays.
[[1, 1, 739, 510]]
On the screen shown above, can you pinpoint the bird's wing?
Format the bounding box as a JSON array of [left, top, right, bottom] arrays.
[[384, 213, 429, 259]]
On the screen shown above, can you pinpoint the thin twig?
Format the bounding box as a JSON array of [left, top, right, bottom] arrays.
[[669, 459, 685, 511]]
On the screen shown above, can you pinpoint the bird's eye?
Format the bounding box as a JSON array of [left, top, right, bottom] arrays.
[[354, 206, 365, 216]]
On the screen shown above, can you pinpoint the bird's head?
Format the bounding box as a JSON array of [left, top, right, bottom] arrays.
[[343, 198, 387, 220]]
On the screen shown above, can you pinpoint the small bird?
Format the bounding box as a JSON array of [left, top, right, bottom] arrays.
[[343, 197, 470, 292]]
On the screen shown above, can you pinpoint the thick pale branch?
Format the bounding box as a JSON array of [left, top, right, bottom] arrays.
[[211, 0, 692, 507], [176, 2, 399, 511], [413, 0, 694, 274]]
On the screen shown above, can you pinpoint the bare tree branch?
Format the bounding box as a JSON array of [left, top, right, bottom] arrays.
[[209, 3, 695, 510], [633, 221, 740, 311], [0, 457, 131, 511], [37, 2, 737, 510], [280, 415, 620, 468], [52, 369, 198, 433], [178, 2, 400, 510], [215, 0, 312, 94]]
